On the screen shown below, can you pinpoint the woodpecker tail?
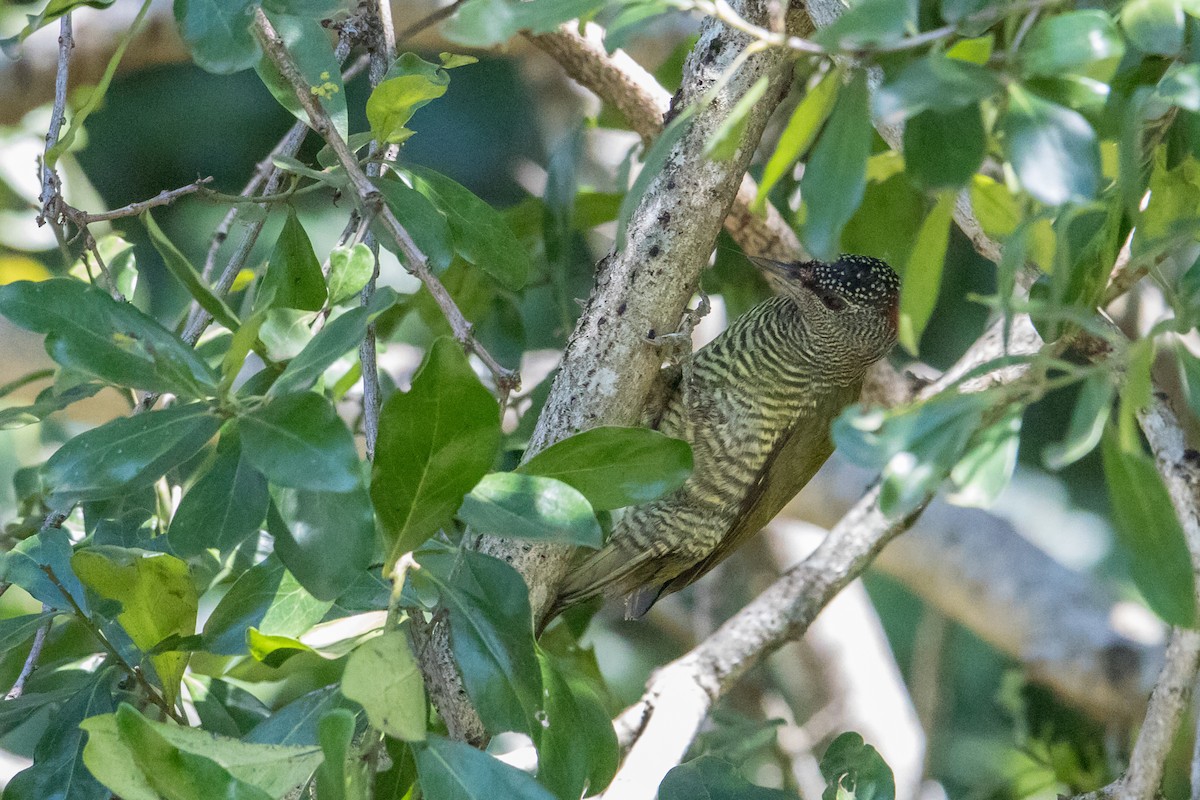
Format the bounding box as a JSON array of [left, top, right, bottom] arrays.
[[549, 541, 664, 622]]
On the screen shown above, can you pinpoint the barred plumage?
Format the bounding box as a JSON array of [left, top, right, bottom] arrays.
[[553, 255, 900, 620]]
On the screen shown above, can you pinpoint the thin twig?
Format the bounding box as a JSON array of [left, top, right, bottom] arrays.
[[5, 608, 53, 701], [252, 9, 518, 395], [76, 178, 213, 223]]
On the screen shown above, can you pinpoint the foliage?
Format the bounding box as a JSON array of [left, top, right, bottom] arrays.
[[0, 0, 1198, 796]]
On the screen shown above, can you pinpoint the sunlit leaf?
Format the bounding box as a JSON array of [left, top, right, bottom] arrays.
[[342, 630, 427, 741], [458, 473, 602, 547]]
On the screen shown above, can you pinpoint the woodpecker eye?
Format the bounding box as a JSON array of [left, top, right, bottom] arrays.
[[820, 294, 846, 311]]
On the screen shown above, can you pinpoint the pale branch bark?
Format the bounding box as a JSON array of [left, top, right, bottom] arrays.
[[787, 459, 1162, 724], [250, 10, 515, 392], [769, 524, 926, 800], [606, 315, 1045, 799]]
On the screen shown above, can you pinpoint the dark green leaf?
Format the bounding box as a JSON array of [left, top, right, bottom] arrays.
[[239, 392, 361, 492], [819, 732, 895, 800], [414, 734, 557, 800], [260, 209, 328, 312], [800, 71, 872, 260], [1156, 64, 1200, 112], [372, 338, 501, 565], [874, 54, 1001, 125], [4, 667, 116, 800], [1019, 10, 1125, 79], [536, 651, 618, 800], [902, 104, 985, 189], [203, 555, 333, 655], [705, 76, 769, 161], [329, 244, 375, 304], [405, 166, 531, 290], [442, 0, 607, 47], [660, 756, 795, 800], [0, 529, 88, 612], [458, 473, 602, 547], [423, 550, 541, 735], [270, 287, 398, 398], [519, 426, 692, 511], [245, 686, 350, 746], [1001, 86, 1099, 206], [373, 176, 456, 273], [143, 210, 241, 332], [43, 403, 221, 503], [756, 67, 841, 210], [342, 630, 427, 741], [187, 676, 271, 737], [269, 482, 376, 602], [174, 0, 260, 74], [255, 12, 347, 139], [897, 191, 955, 354], [0, 279, 219, 397], [1101, 423, 1196, 627], [169, 431, 269, 557], [1043, 374, 1115, 469], [0, 611, 56, 652], [814, 0, 914, 49], [1121, 0, 1184, 55], [72, 546, 198, 705]]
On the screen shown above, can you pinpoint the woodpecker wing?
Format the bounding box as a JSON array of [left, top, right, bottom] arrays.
[[658, 380, 861, 596]]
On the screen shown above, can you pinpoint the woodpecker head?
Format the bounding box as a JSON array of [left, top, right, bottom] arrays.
[[750, 254, 899, 362]]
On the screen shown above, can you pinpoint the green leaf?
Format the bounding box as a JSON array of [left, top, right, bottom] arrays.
[[458, 473, 602, 547], [0, 611, 57, 652], [203, 555, 332, 654], [1122, 0, 1185, 55], [255, 12, 347, 139], [819, 732, 895, 800], [814, 0, 914, 50], [0, 279, 219, 397], [0, 0, 116, 58], [969, 175, 1021, 239], [374, 176, 456, 273], [404, 166, 531, 290], [518, 426, 692, 511], [1156, 63, 1200, 112], [0, 380, 104, 430], [874, 53, 1001, 125], [174, 0, 260, 74], [329, 243, 375, 304], [0, 529, 88, 613], [413, 734, 558, 800], [269, 287, 398, 398], [897, 191, 955, 354], [1043, 374, 1114, 469], [366, 53, 451, 144], [82, 704, 322, 800], [756, 68, 841, 210], [441, 0, 607, 47], [316, 708, 367, 800], [143, 210, 241, 332], [536, 651, 618, 800], [260, 209, 328, 312], [5, 667, 116, 800], [422, 550, 542, 736], [800, 70, 872, 260], [1019, 10, 1125, 79], [43, 403, 221, 503], [705, 76, 770, 161], [660, 756, 795, 800], [1101, 423, 1196, 627], [371, 338, 501, 566], [902, 104, 985, 189], [72, 547, 197, 705], [259, 307, 318, 361], [268, 482, 376, 602], [244, 686, 350, 746], [342, 629, 427, 741], [239, 392, 362, 492], [169, 431, 269, 557], [1001, 86, 1100, 206], [948, 406, 1021, 507]]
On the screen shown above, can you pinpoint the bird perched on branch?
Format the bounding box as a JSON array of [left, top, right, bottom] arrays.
[[553, 255, 900, 620]]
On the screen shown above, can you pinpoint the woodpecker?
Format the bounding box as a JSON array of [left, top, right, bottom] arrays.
[[553, 255, 900, 620]]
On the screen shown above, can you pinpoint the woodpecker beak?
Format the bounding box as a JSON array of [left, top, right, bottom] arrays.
[[748, 257, 816, 290]]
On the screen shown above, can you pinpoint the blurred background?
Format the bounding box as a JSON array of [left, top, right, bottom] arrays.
[[0, 1, 1182, 798]]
